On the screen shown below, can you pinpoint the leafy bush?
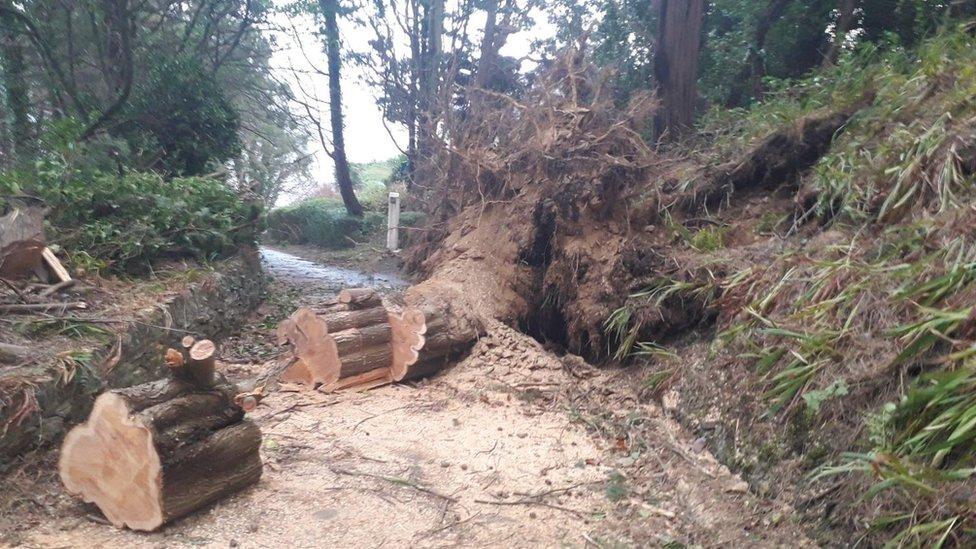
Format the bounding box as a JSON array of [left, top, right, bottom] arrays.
[[399, 211, 426, 228], [1, 153, 258, 273], [266, 199, 378, 248]]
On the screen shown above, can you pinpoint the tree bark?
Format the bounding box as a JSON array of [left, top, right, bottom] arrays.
[[415, 0, 444, 178], [320, 0, 364, 217], [59, 377, 262, 531], [653, 0, 705, 137]]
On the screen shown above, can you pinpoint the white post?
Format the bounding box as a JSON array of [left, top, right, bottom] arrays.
[[386, 192, 401, 251]]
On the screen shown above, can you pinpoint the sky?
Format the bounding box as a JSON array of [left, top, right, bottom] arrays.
[[267, 6, 553, 204]]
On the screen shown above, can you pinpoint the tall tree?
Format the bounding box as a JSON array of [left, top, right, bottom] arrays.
[[319, 0, 364, 217], [0, 19, 31, 163], [725, 0, 793, 107], [653, 0, 705, 136]]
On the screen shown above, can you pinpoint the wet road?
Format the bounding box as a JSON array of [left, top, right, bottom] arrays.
[[259, 246, 408, 291]]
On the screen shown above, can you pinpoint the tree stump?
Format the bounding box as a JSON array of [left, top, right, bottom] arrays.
[[0, 200, 46, 279]]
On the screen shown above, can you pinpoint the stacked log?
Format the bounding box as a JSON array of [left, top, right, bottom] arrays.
[[277, 288, 478, 391], [59, 340, 262, 531], [279, 288, 395, 391]]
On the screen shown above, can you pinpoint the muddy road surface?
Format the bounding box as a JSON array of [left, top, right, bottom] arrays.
[[4, 246, 812, 548]]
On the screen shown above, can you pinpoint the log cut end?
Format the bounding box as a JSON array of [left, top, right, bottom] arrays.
[[389, 308, 426, 381], [59, 393, 165, 531], [287, 308, 339, 386]]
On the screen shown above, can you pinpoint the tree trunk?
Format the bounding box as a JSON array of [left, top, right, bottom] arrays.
[[415, 0, 443, 179], [277, 286, 479, 391], [475, 0, 500, 88], [653, 0, 705, 137], [320, 0, 364, 217], [1, 21, 32, 162], [822, 0, 858, 67], [725, 0, 793, 107], [59, 376, 262, 531]]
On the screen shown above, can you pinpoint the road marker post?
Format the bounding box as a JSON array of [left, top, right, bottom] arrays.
[[387, 192, 401, 251]]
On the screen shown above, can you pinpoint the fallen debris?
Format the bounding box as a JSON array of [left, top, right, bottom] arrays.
[[40, 247, 71, 284], [0, 342, 29, 364], [0, 200, 47, 280], [0, 301, 87, 313]]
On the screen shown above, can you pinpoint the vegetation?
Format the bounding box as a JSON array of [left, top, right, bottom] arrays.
[[1, 131, 259, 272], [266, 199, 382, 249], [592, 23, 976, 545], [4, 0, 976, 544], [0, 0, 308, 272], [265, 157, 421, 249]]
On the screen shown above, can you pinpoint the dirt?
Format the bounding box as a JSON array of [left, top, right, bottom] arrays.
[[1, 245, 813, 548]]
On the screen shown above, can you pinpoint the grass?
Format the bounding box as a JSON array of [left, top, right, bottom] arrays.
[[663, 24, 976, 546], [15, 318, 112, 339], [604, 278, 715, 360]]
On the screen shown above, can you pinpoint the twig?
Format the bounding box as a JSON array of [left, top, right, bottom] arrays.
[[330, 467, 457, 503], [0, 277, 26, 301], [0, 301, 87, 313], [513, 481, 598, 499], [424, 511, 482, 537], [260, 397, 340, 421], [38, 279, 76, 298], [473, 498, 586, 517]]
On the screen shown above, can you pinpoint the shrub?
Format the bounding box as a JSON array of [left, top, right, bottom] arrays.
[[1, 159, 259, 273], [266, 199, 378, 248]]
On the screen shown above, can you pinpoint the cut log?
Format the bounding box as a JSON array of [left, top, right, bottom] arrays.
[[164, 348, 185, 370], [387, 301, 477, 382], [279, 305, 396, 389], [187, 339, 217, 387], [338, 288, 381, 309], [234, 387, 266, 412], [280, 307, 338, 387], [319, 306, 389, 333], [59, 378, 262, 531], [0, 200, 46, 280], [332, 324, 393, 356]]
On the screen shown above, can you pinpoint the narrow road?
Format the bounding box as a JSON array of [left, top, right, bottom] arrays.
[[13, 247, 812, 548]]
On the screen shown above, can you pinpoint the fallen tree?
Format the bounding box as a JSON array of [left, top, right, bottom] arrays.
[[275, 46, 868, 383], [59, 341, 262, 531]]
